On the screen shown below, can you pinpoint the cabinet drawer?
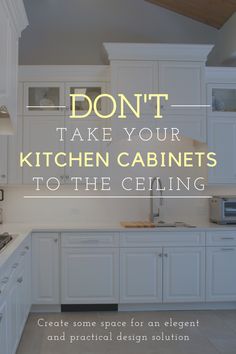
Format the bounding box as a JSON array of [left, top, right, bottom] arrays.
[[120, 232, 205, 247], [61, 232, 119, 248], [206, 231, 236, 246]]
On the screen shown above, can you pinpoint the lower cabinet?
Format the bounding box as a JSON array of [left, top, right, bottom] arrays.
[[0, 237, 31, 354], [163, 247, 205, 303], [120, 248, 163, 303], [0, 299, 8, 354], [32, 233, 59, 305], [61, 248, 119, 304], [206, 247, 236, 301], [120, 246, 205, 303]]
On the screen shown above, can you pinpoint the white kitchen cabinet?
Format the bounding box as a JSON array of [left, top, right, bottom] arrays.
[[159, 61, 205, 116], [163, 247, 205, 303], [23, 116, 65, 183], [65, 82, 108, 117], [0, 299, 8, 354], [61, 247, 119, 304], [7, 115, 22, 184], [111, 61, 156, 115], [120, 248, 163, 303], [65, 120, 106, 180], [206, 247, 236, 302], [208, 117, 236, 183], [0, 136, 8, 185], [32, 233, 60, 305], [207, 83, 236, 116], [0, 0, 27, 132], [24, 83, 65, 116]]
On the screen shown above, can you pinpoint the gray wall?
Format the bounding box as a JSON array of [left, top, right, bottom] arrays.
[[20, 0, 217, 65]]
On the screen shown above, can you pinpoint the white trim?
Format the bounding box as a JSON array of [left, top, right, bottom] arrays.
[[206, 67, 236, 83], [2, 0, 28, 37], [19, 65, 110, 82], [104, 43, 214, 62]]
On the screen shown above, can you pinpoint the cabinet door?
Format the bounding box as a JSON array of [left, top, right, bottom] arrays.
[[120, 248, 163, 303], [0, 2, 18, 130], [208, 84, 236, 116], [23, 116, 65, 183], [61, 248, 119, 304], [208, 118, 236, 183], [8, 115, 23, 184], [32, 233, 59, 305], [206, 247, 236, 302], [24, 83, 65, 115], [111, 61, 156, 115], [7, 274, 18, 354], [159, 62, 205, 116], [65, 120, 106, 180], [65, 82, 108, 118], [0, 300, 8, 354], [0, 136, 8, 185], [163, 247, 205, 303]]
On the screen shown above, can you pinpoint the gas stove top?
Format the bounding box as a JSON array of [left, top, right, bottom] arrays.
[[0, 233, 13, 252]]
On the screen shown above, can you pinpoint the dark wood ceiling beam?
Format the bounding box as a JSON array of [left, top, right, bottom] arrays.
[[145, 0, 236, 28]]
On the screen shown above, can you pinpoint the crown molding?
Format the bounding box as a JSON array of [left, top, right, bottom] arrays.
[[104, 43, 214, 62], [3, 0, 28, 37], [206, 67, 236, 83]]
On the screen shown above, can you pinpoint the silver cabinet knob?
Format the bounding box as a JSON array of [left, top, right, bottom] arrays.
[[54, 238, 58, 243], [159, 253, 163, 257], [164, 253, 168, 257], [1, 174, 6, 179]]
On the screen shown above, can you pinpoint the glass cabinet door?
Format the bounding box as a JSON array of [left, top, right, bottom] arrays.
[[24, 83, 65, 115], [66, 82, 107, 119], [208, 84, 236, 115]]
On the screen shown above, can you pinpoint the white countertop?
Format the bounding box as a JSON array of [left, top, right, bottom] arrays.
[[0, 222, 236, 268]]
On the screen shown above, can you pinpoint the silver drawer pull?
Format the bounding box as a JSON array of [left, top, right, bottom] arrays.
[[221, 248, 235, 251], [79, 239, 100, 243], [25, 246, 30, 250], [17, 277, 23, 284], [221, 237, 234, 240], [12, 263, 19, 269]]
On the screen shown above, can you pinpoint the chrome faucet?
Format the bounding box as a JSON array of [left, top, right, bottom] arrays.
[[150, 177, 164, 224]]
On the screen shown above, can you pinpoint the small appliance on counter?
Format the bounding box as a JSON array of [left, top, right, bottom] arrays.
[[210, 196, 236, 224]]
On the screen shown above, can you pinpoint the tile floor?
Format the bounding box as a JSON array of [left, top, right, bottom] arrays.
[[16, 310, 236, 354]]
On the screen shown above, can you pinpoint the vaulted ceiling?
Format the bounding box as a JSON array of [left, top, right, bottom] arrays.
[[146, 0, 236, 28]]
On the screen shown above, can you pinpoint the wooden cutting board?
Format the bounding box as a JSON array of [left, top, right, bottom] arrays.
[[121, 221, 155, 228]]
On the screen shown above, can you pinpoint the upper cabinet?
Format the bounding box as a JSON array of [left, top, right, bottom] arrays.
[[0, 0, 28, 134], [105, 43, 213, 142], [24, 83, 65, 115], [206, 68, 236, 184]]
